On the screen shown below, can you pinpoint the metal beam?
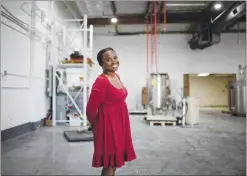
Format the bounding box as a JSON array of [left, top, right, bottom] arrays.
[[187, 1, 245, 33], [211, 1, 246, 33], [115, 29, 245, 36], [201, 1, 237, 21], [88, 12, 210, 26], [63, 1, 81, 25]]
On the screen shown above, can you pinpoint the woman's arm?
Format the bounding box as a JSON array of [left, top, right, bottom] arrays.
[[86, 76, 106, 126]]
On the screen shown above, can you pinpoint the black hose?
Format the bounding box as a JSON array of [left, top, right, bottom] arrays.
[[177, 100, 188, 117]]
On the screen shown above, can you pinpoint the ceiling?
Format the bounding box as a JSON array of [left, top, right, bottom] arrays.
[[62, 1, 246, 35]]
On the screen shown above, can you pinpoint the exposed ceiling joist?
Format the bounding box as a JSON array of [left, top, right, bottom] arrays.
[[88, 12, 214, 26], [63, 1, 81, 24], [211, 1, 246, 33], [116, 29, 245, 36]]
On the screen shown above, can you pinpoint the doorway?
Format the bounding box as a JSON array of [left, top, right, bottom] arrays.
[[183, 74, 236, 111]]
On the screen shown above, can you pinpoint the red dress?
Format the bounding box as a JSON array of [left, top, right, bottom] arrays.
[[86, 74, 136, 168]]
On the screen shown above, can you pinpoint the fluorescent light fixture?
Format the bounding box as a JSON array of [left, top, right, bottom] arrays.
[[214, 3, 222, 10], [111, 17, 118, 23], [197, 73, 210, 77]]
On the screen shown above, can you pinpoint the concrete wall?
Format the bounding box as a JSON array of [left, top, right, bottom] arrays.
[[1, 1, 82, 130], [92, 33, 246, 110]]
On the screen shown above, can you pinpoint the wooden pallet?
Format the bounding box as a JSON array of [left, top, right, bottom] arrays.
[[146, 115, 176, 121], [148, 120, 176, 126]]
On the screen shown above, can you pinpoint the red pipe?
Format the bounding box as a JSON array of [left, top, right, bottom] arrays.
[[150, 10, 153, 73], [146, 20, 149, 73], [154, 1, 158, 73], [164, 0, 166, 31]]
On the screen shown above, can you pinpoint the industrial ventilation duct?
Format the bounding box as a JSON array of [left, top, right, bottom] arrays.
[[188, 1, 246, 50]]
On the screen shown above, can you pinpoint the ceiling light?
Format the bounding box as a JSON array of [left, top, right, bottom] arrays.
[[111, 17, 118, 23], [214, 3, 222, 10], [197, 73, 210, 77]]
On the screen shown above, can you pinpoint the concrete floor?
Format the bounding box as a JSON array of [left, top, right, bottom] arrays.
[[2, 111, 246, 175]]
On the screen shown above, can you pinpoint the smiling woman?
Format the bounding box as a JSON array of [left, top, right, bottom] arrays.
[[86, 47, 136, 176]]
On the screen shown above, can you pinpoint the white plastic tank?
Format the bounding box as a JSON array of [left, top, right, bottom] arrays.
[[185, 97, 200, 125]]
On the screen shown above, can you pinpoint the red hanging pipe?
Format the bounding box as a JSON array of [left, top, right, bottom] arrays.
[[150, 9, 154, 73], [164, 0, 166, 31], [146, 19, 149, 73], [154, 0, 158, 73]]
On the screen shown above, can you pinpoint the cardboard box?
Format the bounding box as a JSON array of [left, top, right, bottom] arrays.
[[142, 87, 149, 105]]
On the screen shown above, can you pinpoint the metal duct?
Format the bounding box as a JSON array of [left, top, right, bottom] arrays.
[[188, 1, 246, 50], [211, 1, 246, 34]]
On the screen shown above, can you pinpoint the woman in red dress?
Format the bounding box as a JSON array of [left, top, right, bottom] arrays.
[[86, 47, 136, 175]]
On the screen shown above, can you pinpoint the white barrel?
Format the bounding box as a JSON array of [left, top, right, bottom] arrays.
[[185, 97, 200, 125]]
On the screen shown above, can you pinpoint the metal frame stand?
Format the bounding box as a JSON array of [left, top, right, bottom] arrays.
[[49, 2, 93, 127]]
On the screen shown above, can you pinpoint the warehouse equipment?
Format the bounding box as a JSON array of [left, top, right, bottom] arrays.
[[39, 4, 95, 141], [144, 2, 188, 125], [48, 14, 94, 128], [145, 73, 188, 126], [184, 97, 200, 126], [228, 64, 246, 117], [147, 73, 171, 115]]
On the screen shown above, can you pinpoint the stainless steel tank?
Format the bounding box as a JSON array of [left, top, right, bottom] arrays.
[[228, 64, 246, 117], [148, 73, 170, 115], [229, 80, 246, 117]]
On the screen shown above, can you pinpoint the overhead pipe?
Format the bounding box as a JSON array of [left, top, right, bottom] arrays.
[[150, 6, 154, 73], [211, 1, 246, 34], [163, 0, 166, 31], [188, 1, 246, 50], [63, 1, 81, 25], [146, 20, 149, 74], [166, 2, 206, 7], [76, 1, 89, 15], [154, 0, 158, 73]]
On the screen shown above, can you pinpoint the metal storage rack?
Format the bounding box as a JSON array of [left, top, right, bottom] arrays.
[[49, 12, 94, 127]]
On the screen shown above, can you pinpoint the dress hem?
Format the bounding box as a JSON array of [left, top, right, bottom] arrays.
[[92, 150, 136, 169]]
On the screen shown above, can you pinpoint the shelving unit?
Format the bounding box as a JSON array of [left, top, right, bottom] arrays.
[[49, 12, 94, 127]]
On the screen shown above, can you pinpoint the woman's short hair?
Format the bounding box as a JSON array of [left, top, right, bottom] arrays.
[[97, 47, 115, 66]]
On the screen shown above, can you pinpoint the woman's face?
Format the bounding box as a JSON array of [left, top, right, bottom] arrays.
[[101, 50, 119, 72]]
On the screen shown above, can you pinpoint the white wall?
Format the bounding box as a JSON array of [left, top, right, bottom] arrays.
[[92, 33, 246, 110], [1, 1, 83, 130]]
